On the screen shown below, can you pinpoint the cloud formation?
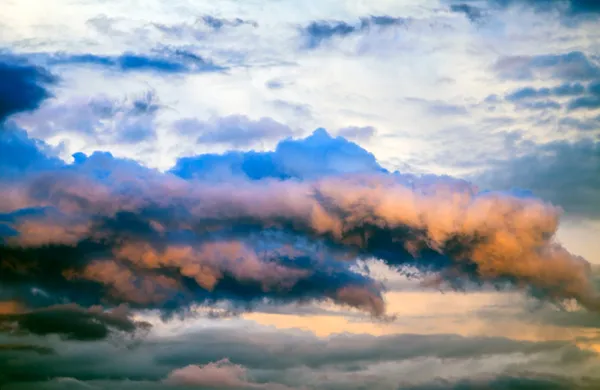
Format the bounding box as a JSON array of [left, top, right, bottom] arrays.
[[0, 126, 598, 322], [1, 324, 598, 389]]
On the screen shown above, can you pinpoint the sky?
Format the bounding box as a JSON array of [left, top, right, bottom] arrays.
[[0, 0, 600, 389]]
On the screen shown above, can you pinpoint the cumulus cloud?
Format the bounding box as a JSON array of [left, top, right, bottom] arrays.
[[164, 359, 293, 389], [0, 127, 598, 320]]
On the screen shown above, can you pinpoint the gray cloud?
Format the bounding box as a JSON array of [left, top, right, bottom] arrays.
[[0, 304, 151, 342], [474, 138, 600, 218], [174, 115, 297, 147], [0, 325, 597, 389]]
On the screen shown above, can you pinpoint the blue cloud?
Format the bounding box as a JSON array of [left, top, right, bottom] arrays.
[[558, 116, 600, 131], [567, 96, 600, 111], [0, 57, 56, 123], [200, 15, 257, 30], [170, 128, 386, 180], [457, 0, 600, 24], [520, 100, 562, 110], [44, 48, 225, 74], [450, 4, 486, 22], [0, 125, 64, 178], [300, 15, 407, 49]]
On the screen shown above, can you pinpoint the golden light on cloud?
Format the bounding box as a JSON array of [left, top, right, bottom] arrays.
[[0, 301, 23, 315], [243, 290, 599, 343]]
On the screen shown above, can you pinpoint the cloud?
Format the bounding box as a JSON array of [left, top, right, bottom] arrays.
[[299, 16, 408, 49], [15, 90, 161, 145], [499, 60, 600, 113], [1, 324, 597, 389], [0, 304, 150, 341], [494, 51, 600, 81], [558, 115, 600, 131], [0, 126, 63, 179], [450, 4, 486, 22], [39, 48, 225, 74], [174, 115, 297, 147], [0, 127, 598, 319], [164, 359, 292, 389], [169, 128, 386, 180], [406, 98, 469, 116], [567, 96, 600, 111], [200, 15, 258, 30], [0, 57, 56, 123], [153, 15, 257, 40], [519, 100, 562, 110], [402, 374, 598, 390], [492, 0, 600, 17], [505, 84, 585, 101], [336, 126, 377, 142], [453, 0, 600, 24], [474, 138, 600, 218]]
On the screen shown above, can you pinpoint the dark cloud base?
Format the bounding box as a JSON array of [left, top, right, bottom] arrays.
[[1, 325, 598, 389]]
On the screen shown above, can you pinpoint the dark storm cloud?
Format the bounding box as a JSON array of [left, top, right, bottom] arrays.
[[474, 138, 600, 218], [403, 375, 600, 390], [0, 325, 597, 389], [0, 304, 150, 342], [300, 16, 407, 49], [0, 56, 56, 123]]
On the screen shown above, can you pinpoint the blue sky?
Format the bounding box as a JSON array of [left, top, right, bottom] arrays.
[[1, 1, 600, 389]]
